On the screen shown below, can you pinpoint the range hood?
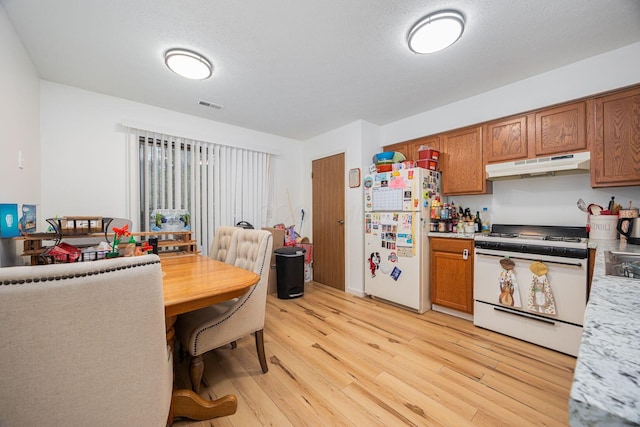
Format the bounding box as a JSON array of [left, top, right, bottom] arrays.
[[486, 151, 590, 180]]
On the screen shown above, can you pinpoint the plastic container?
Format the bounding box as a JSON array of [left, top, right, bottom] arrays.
[[416, 159, 438, 170], [418, 147, 440, 161], [589, 215, 619, 240], [481, 207, 491, 234]]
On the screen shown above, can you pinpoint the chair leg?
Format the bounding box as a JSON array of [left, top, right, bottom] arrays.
[[255, 329, 268, 373], [189, 354, 204, 394]]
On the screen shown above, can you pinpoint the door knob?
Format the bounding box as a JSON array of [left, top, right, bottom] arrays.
[[337, 220, 345, 225]]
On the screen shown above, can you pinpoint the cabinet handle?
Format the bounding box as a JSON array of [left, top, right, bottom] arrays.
[[337, 220, 344, 225]]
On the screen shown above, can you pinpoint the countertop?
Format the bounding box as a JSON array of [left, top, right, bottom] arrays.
[[569, 239, 640, 426], [428, 232, 476, 239]]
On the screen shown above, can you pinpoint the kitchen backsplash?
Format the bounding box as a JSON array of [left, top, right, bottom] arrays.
[[451, 173, 639, 227]]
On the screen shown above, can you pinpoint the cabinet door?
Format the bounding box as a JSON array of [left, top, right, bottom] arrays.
[[485, 115, 530, 163], [382, 142, 409, 159], [591, 86, 640, 187], [535, 101, 587, 156], [441, 126, 489, 195], [430, 238, 473, 314]]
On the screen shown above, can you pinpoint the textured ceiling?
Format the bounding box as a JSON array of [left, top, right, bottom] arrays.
[[2, 0, 640, 140]]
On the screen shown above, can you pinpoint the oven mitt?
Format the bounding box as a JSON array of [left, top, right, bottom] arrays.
[[497, 258, 521, 307], [527, 261, 556, 315]]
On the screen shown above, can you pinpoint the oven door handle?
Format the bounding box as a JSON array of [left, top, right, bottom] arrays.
[[474, 251, 583, 267], [493, 306, 556, 326]]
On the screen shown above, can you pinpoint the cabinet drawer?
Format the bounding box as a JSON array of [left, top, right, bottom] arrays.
[[430, 237, 473, 253]]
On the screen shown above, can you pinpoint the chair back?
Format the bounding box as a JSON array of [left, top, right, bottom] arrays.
[[209, 225, 240, 263], [0, 255, 172, 426], [225, 228, 273, 324]]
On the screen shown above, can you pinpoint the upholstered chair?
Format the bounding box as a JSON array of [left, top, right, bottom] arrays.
[[209, 225, 240, 262], [0, 255, 172, 426], [176, 229, 273, 393]]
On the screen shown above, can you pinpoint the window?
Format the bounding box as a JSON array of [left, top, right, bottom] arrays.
[[132, 129, 272, 255]]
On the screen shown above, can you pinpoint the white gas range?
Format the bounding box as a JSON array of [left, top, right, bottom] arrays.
[[473, 225, 589, 357]]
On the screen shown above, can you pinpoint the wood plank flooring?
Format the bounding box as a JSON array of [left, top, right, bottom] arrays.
[[173, 282, 576, 426]]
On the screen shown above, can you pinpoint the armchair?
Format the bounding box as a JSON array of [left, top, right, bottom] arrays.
[[176, 229, 273, 393], [0, 255, 172, 426]]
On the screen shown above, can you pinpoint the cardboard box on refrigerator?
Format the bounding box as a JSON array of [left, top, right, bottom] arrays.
[[262, 227, 285, 294]]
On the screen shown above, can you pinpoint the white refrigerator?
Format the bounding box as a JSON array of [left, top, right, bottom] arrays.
[[363, 168, 442, 313]]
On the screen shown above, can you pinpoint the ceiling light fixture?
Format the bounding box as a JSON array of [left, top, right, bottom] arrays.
[[164, 49, 212, 80], [408, 10, 465, 54]]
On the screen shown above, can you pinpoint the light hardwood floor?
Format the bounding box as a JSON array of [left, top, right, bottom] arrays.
[[173, 282, 576, 426]]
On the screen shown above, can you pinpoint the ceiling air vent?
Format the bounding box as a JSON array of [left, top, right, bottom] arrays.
[[198, 100, 224, 110]]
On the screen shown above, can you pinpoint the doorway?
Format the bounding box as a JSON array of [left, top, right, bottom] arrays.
[[312, 153, 345, 291]]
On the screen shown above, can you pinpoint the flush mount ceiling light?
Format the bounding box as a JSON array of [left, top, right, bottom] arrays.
[[408, 10, 465, 54], [164, 49, 212, 80]]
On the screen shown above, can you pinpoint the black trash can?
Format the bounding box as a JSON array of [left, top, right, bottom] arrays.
[[275, 247, 306, 299]]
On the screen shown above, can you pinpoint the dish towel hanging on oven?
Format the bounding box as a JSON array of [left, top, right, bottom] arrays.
[[527, 261, 556, 315], [497, 258, 521, 307]]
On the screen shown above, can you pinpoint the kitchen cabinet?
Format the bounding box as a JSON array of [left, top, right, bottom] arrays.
[[384, 135, 440, 161], [591, 86, 640, 187], [534, 101, 587, 156], [484, 114, 531, 163], [382, 141, 410, 159], [441, 126, 491, 195], [430, 237, 474, 314]]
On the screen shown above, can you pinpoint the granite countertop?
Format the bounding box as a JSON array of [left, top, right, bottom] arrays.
[[569, 239, 640, 426], [428, 232, 476, 239]]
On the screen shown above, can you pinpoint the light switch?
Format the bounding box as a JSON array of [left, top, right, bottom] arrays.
[[18, 151, 24, 169]]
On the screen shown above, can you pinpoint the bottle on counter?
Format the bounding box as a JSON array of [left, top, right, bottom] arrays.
[[481, 207, 491, 234], [474, 211, 482, 233]]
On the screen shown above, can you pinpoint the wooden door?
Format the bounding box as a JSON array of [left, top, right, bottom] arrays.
[[312, 153, 345, 290]]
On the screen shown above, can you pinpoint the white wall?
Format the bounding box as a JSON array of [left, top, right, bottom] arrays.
[[0, 6, 40, 266], [381, 42, 640, 228], [303, 120, 380, 296], [40, 81, 303, 231], [0, 7, 40, 206]]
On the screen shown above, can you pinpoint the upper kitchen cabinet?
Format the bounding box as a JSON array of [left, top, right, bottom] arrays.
[[382, 141, 410, 159], [591, 86, 640, 187], [484, 114, 532, 163], [441, 126, 491, 195], [534, 101, 587, 156], [384, 135, 440, 161]]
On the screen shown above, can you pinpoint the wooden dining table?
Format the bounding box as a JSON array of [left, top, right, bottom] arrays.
[[160, 255, 260, 424]]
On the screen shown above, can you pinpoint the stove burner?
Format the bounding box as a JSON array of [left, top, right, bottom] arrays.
[[545, 236, 582, 243], [488, 232, 518, 238], [517, 233, 546, 240]]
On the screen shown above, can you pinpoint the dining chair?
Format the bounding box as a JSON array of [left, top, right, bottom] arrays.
[[0, 255, 173, 426], [209, 225, 240, 262], [176, 228, 273, 393]]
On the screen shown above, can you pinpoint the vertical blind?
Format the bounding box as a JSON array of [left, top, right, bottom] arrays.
[[130, 128, 272, 256]]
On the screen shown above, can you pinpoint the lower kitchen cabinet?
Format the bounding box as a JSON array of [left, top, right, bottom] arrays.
[[430, 237, 474, 314]]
